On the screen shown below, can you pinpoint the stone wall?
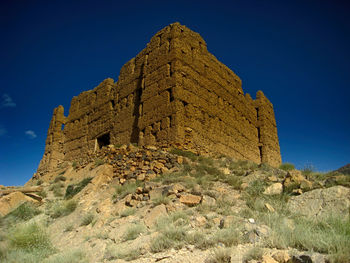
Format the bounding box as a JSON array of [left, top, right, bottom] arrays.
[[37, 22, 282, 174]]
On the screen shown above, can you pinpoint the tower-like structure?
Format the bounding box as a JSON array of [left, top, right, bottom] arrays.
[[37, 23, 281, 174]]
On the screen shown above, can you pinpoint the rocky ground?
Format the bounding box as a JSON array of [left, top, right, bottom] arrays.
[[0, 145, 349, 263]]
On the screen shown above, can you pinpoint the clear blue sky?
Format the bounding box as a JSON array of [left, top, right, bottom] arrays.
[[1, 0, 349, 186]]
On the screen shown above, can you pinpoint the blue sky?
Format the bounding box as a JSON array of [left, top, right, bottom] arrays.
[[1, 0, 349, 186]]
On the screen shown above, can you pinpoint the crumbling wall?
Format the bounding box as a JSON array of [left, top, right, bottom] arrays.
[[38, 22, 282, 174], [138, 24, 185, 147], [37, 105, 66, 173], [254, 91, 282, 167], [63, 79, 115, 161], [163, 24, 261, 163]]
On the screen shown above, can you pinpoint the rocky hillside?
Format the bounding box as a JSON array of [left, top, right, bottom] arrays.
[[0, 145, 350, 263], [336, 164, 350, 176]]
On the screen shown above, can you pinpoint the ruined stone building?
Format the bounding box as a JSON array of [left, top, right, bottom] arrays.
[[37, 22, 282, 174]]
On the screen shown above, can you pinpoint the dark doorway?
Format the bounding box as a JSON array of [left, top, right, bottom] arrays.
[[97, 133, 110, 149], [259, 146, 263, 163]]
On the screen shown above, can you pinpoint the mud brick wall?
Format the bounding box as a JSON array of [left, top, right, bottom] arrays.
[[37, 22, 282, 174], [37, 105, 66, 173], [63, 79, 115, 161], [168, 24, 261, 162], [254, 91, 282, 167]]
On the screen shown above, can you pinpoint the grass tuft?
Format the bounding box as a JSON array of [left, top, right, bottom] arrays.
[[243, 246, 263, 262], [113, 181, 143, 200], [152, 195, 171, 206], [94, 158, 105, 166], [279, 162, 295, 171], [169, 148, 198, 161], [80, 213, 94, 226], [65, 177, 92, 199], [9, 222, 53, 251], [54, 175, 66, 183], [119, 208, 136, 218], [5, 202, 41, 222], [50, 200, 77, 219], [122, 223, 146, 241], [212, 248, 231, 263]]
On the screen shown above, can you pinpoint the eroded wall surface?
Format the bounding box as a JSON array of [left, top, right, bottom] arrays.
[[37, 22, 281, 174]]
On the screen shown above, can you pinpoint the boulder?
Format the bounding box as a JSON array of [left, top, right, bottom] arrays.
[[287, 186, 350, 218], [143, 204, 167, 227], [0, 191, 38, 217], [264, 183, 283, 195], [202, 195, 216, 206], [179, 194, 201, 206]]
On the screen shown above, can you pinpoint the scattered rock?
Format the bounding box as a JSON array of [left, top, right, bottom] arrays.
[[288, 254, 312, 263], [202, 195, 216, 206], [262, 254, 279, 263], [264, 183, 283, 195], [272, 250, 290, 263], [283, 170, 313, 192], [193, 215, 207, 227], [179, 194, 202, 206], [265, 203, 275, 212], [248, 218, 255, 224]]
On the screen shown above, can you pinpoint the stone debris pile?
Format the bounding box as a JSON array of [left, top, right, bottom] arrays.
[[91, 144, 184, 184]]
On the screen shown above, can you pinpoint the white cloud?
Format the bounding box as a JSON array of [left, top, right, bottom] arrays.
[[0, 127, 6, 136], [1, 94, 16, 108], [25, 130, 37, 139]]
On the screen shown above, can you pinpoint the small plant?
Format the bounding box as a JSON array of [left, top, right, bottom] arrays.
[[151, 224, 187, 252], [80, 213, 94, 226], [50, 200, 77, 219], [36, 179, 43, 186], [38, 190, 47, 198], [95, 232, 109, 240], [152, 195, 170, 206], [6, 202, 41, 222], [214, 227, 241, 246], [65, 177, 92, 199], [302, 163, 315, 176], [50, 182, 65, 197], [211, 248, 231, 263], [279, 162, 295, 171], [44, 249, 85, 263], [243, 246, 263, 262], [150, 234, 173, 252], [105, 245, 142, 261], [122, 223, 146, 241], [64, 224, 74, 232], [113, 181, 142, 200], [94, 158, 105, 166], [72, 161, 77, 169], [9, 222, 53, 251], [49, 182, 64, 191], [53, 187, 63, 197], [245, 180, 267, 198], [223, 175, 242, 190], [170, 148, 198, 161], [186, 231, 216, 249], [54, 175, 66, 182], [119, 208, 136, 218]]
